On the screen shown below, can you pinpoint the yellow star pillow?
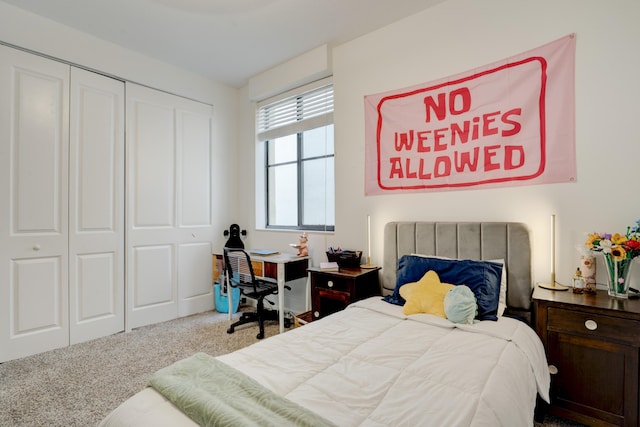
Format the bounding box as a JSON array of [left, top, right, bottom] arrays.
[[399, 270, 455, 317]]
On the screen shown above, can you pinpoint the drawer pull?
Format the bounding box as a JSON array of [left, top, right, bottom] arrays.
[[585, 319, 598, 331], [327, 280, 334, 288], [548, 365, 558, 375]]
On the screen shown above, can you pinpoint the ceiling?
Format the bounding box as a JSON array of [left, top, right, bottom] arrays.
[[2, 0, 445, 88]]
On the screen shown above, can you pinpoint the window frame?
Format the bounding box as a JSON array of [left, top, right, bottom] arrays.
[[256, 78, 334, 232], [264, 131, 334, 232]]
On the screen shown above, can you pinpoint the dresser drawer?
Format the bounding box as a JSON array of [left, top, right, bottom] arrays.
[[547, 307, 640, 345], [312, 275, 351, 293]]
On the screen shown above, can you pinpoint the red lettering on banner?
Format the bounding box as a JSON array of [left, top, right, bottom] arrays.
[[504, 145, 525, 169], [451, 122, 469, 145], [472, 117, 480, 140], [424, 93, 446, 122], [501, 108, 522, 136], [388, 145, 526, 180], [406, 158, 417, 179], [484, 145, 501, 171], [418, 158, 430, 179], [434, 128, 447, 151], [456, 147, 480, 171], [417, 131, 430, 152], [389, 157, 403, 178], [423, 87, 471, 122], [434, 156, 451, 177], [394, 130, 414, 151], [449, 88, 471, 115], [393, 109, 522, 154], [416, 129, 458, 152], [482, 112, 500, 136], [367, 36, 579, 194]]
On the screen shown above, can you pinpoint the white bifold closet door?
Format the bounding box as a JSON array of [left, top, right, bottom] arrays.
[[126, 83, 214, 330], [0, 45, 70, 362], [0, 44, 125, 362], [68, 67, 125, 345]]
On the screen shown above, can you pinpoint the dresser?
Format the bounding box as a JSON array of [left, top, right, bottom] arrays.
[[533, 287, 640, 427], [308, 267, 381, 320]]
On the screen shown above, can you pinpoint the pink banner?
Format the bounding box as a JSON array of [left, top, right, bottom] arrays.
[[364, 34, 576, 195]]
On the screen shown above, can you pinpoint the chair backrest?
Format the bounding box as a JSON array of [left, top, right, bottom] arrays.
[[223, 247, 257, 292]]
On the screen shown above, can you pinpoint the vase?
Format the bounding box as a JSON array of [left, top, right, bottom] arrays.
[[602, 254, 633, 298]]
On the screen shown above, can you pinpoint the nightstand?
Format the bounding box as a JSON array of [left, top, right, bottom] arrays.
[[308, 267, 381, 320], [533, 287, 640, 427]]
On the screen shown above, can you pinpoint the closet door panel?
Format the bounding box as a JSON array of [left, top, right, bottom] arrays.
[[127, 85, 179, 329], [130, 245, 176, 326], [75, 253, 116, 317], [126, 84, 214, 329], [132, 101, 175, 228], [176, 106, 213, 314], [12, 257, 64, 334], [15, 74, 65, 232], [178, 109, 211, 227], [69, 67, 124, 344], [178, 242, 213, 316], [0, 45, 70, 362]]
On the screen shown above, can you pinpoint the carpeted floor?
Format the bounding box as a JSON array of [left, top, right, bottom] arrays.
[[0, 308, 281, 426], [0, 308, 584, 427]]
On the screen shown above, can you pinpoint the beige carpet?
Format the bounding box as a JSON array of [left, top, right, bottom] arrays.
[[0, 308, 584, 427]]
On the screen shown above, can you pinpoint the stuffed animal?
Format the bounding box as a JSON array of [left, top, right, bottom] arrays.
[[297, 233, 308, 257], [399, 270, 453, 317], [444, 285, 478, 324]]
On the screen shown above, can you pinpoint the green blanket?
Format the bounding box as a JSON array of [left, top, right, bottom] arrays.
[[148, 352, 336, 427]]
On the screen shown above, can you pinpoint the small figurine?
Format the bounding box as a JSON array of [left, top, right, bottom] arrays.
[[581, 255, 597, 293], [296, 233, 308, 257]]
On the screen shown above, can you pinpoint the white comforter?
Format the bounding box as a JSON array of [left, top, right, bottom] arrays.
[[100, 297, 549, 427]]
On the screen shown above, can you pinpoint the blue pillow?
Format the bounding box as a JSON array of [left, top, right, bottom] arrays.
[[383, 255, 503, 321]]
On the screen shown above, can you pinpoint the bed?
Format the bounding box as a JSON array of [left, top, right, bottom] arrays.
[[99, 222, 550, 427]]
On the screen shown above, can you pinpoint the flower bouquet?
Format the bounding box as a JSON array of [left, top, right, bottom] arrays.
[[585, 219, 640, 298]]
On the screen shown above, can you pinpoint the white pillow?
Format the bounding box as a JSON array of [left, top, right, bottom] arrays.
[[490, 259, 507, 317], [410, 254, 507, 317]]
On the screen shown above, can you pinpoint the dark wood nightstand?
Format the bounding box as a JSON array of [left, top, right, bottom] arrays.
[[308, 266, 381, 320], [533, 287, 640, 427]]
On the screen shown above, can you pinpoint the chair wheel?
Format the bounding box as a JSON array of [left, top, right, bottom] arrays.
[[227, 327, 234, 334], [256, 332, 264, 339]]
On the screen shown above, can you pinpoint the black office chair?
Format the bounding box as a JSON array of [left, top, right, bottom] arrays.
[[223, 247, 283, 339]]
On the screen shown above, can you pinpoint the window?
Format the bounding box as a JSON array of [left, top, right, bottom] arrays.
[[257, 80, 334, 231]]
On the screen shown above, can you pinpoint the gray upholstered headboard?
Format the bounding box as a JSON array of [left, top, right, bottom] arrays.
[[382, 222, 533, 321]]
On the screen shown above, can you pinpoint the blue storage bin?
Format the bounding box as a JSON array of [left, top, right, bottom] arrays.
[[214, 283, 240, 313]]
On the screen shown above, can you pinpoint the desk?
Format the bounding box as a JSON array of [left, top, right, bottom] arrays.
[[227, 252, 309, 333]]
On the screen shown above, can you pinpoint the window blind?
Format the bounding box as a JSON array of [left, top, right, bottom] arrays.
[[257, 82, 333, 142]]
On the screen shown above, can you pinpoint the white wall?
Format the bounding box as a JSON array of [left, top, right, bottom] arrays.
[[5, 0, 636, 308], [0, 1, 241, 252], [241, 0, 640, 294]]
